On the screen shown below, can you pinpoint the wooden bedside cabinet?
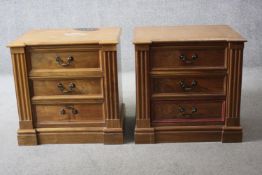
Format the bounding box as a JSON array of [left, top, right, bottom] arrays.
[[8, 28, 124, 145], [134, 25, 246, 143]]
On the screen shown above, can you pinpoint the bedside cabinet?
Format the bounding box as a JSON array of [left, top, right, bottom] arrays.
[[8, 28, 124, 145], [134, 25, 246, 143]]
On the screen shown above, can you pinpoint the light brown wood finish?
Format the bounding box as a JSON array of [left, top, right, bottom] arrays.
[[29, 46, 101, 70], [8, 27, 121, 47], [135, 45, 155, 143], [11, 48, 37, 145], [9, 28, 124, 145], [34, 103, 105, 127], [134, 25, 245, 143], [32, 78, 103, 96]]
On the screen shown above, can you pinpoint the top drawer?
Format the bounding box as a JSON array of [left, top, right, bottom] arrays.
[[150, 44, 226, 70], [28, 46, 101, 70]]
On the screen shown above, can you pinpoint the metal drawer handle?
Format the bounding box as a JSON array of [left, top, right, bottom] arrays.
[[56, 56, 74, 66], [178, 106, 197, 117], [57, 82, 76, 93], [179, 54, 198, 64], [60, 106, 78, 115], [179, 80, 197, 91]]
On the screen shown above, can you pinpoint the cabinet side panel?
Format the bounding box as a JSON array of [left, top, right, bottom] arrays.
[[102, 45, 122, 128], [135, 44, 151, 128], [225, 42, 244, 126], [117, 43, 123, 109], [11, 47, 34, 129]]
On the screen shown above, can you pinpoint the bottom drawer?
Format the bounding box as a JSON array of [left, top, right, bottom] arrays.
[[34, 103, 105, 127], [151, 100, 225, 124]]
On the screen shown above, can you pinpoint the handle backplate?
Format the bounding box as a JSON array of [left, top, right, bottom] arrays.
[[57, 82, 76, 93], [179, 54, 198, 64], [178, 105, 197, 117], [56, 56, 74, 66], [60, 106, 78, 116], [179, 80, 197, 91]]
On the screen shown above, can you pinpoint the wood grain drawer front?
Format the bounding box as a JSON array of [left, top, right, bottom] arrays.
[[150, 46, 226, 69], [30, 48, 100, 70], [151, 100, 224, 123], [152, 76, 225, 95], [32, 78, 103, 97], [35, 103, 104, 125]]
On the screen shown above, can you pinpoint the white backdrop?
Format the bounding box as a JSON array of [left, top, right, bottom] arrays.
[[1, 0, 262, 74], [1, 2, 262, 174], [1, 0, 262, 116]]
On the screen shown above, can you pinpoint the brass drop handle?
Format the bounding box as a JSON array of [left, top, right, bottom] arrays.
[[57, 82, 76, 93], [60, 106, 78, 115], [179, 80, 197, 91], [178, 106, 197, 117], [56, 56, 74, 66], [179, 54, 198, 64]]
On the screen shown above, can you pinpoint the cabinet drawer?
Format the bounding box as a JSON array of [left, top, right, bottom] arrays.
[[151, 100, 224, 123], [34, 103, 105, 127], [32, 78, 103, 97], [152, 76, 225, 95], [29, 47, 101, 70], [150, 46, 226, 69]]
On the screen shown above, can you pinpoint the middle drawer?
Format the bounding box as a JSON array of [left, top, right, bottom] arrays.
[[31, 78, 103, 97], [151, 75, 226, 95]]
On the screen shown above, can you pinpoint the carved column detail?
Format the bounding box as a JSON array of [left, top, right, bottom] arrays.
[[102, 46, 120, 128], [11, 47, 33, 129], [225, 42, 244, 126], [135, 45, 150, 128]]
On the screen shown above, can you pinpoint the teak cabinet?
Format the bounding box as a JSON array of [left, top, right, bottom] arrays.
[[8, 28, 124, 145], [134, 25, 246, 143]]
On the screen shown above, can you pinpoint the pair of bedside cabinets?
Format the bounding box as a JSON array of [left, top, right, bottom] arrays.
[[8, 25, 246, 145]]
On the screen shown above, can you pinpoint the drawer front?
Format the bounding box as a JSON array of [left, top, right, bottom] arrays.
[[152, 76, 225, 95], [35, 103, 104, 126], [32, 78, 103, 96], [30, 48, 100, 70], [151, 100, 224, 123], [150, 46, 226, 69]]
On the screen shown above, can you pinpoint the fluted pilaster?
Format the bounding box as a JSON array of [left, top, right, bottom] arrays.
[[11, 47, 33, 129], [225, 42, 244, 126], [135, 45, 150, 128], [102, 45, 121, 128]]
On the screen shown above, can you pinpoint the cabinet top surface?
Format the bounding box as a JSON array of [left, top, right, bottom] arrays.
[[133, 25, 246, 44], [8, 27, 121, 47]]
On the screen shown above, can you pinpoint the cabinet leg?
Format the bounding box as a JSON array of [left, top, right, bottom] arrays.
[[222, 127, 243, 143], [135, 127, 155, 144], [104, 130, 124, 144], [17, 129, 38, 146]]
